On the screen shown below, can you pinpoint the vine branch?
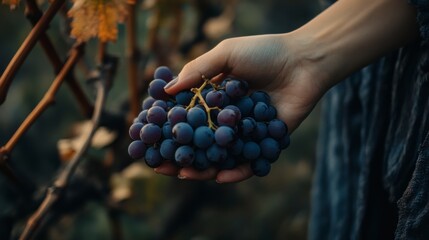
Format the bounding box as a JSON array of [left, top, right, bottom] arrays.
[[18, 55, 114, 240], [0, 0, 66, 104]]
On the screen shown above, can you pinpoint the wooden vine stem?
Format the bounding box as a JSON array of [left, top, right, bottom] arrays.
[[0, 43, 84, 161], [0, 0, 66, 104]]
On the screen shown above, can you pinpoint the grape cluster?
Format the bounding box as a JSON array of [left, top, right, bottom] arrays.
[[128, 66, 290, 177]]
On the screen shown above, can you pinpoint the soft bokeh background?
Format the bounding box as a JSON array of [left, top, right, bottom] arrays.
[[0, 0, 322, 239]]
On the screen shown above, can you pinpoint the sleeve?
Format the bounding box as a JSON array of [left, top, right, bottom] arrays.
[[408, 0, 429, 40]]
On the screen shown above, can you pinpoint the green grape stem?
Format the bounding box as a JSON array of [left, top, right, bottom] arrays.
[[185, 76, 220, 130]]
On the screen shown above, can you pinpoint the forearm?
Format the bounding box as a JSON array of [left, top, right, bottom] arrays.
[[288, 0, 419, 90]]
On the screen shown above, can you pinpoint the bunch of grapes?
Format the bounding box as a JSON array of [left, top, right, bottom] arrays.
[[128, 66, 290, 177]]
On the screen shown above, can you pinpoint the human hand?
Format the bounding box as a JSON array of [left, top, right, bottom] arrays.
[[155, 34, 327, 183]]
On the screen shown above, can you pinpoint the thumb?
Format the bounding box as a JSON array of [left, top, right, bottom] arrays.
[[164, 43, 231, 95]]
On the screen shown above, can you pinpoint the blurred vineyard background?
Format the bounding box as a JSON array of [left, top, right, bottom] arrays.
[[0, 0, 322, 239]]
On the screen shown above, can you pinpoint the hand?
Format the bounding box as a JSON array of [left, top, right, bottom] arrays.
[[155, 34, 326, 183]]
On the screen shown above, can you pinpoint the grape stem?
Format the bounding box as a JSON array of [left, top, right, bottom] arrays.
[[185, 76, 220, 130]]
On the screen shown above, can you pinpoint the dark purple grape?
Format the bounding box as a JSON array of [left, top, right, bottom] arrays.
[[175, 90, 194, 106], [145, 146, 164, 168], [129, 122, 144, 140], [215, 126, 236, 147], [243, 141, 261, 160], [152, 100, 168, 110], [250, 91, 270, 105], [251, 158, 271, 177], [259, 137, 281, 162], [166, 100, 175, 110], [225, 79, 248, 98], [253, 102, 269, 121], [193, 126, 214, 149], [224, 105, 242, 121], [148, 79, 170, 100], [239, 117, 256, 137], [206, 90, 227, 107], [279, 134, 291, 149], [154, 66, 173, 82], [175, 145, 195, 167], [160, 139, 177, 161], [217, 109, 238, 127], [172, 122, 194, 144], [193, 149, 211, 170], [128, 140, 146, 159], [162, 122, 173, 139], [142, 97, 156, 110], [168, 106, 187, 126], [146, 106, 167, 126], [187, 107, 207, 128], [140, 123, 162, 144], [235, 96, 254, 117], [137, 110, 148, 123], [268, 119, 287, 140], [252, 122, 268, 141], [206, 144, 227, 163]]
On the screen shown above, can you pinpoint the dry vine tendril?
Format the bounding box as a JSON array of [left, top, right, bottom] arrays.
[[128, 66, 291, 177]]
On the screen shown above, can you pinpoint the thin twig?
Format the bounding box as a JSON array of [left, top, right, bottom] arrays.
[[126, 4, 140, 122], [24, 0, 93, 117], [0, 0, 66, 104], [18, 60, 110, 240], [0, 44, 84, 161]]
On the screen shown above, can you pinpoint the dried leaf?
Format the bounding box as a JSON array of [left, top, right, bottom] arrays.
[[68, 0, 135, 42], [2, 0, 20, 10]]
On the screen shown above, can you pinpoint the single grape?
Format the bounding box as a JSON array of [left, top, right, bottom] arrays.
[[268, 119, 287, 140], [166, 100, 175, 110], [148, 79, 170, 100], [224, 105, 242, 121], [251, 158, 271, 177], [259, 137, 281, 162], [279, 134, 291, 149], [243, 141, 261, 160], [154, 66, 173, 82], [239, 117, 256, 137], [225, 79, 248, 98], [217, 109, 238, 127], [252, 122, 268, 142], [145, 146, 164, 168], [160, 139, 178, 161], [128, 140, 146, 159], [215, 126, 236, 147], [137, 110, 148, 123], [235, 96, 254, 117], [140, 123, 162, 144], [253, 102, 269, 121], [175, 90, 194, 106], [206, 90, 226, 107], [142, 97, 156, 110], [152, 100, 168, 110], [193, 149, 211, 170], [172, 122, 194, 144], [168, 106, 187, 126], [146, 106, 167, 126], [162, 122, 173, 139], [206, 144, 227, 163], [175, 145, 195, 167], [193, 126, 214, 149], [187, 107, 207, 128], [129, 122, 144, 140], [250, 91, 270, 105]]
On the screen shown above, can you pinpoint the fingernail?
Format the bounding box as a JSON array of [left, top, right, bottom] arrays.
[[154, 168, 159, 173], [164, 77, 178, 90], [215, 179, 223, 184], [178, 174, 186, 180]]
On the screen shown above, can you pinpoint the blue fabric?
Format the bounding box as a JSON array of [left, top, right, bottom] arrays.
[[309, 1, 429, 239]]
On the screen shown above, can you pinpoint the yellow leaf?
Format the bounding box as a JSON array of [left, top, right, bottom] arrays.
[[68, 0, 135, 42], [2, 0, 20, 10]]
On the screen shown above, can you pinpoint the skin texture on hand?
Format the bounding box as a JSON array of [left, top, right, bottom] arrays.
[[155, 0, 419, 183]]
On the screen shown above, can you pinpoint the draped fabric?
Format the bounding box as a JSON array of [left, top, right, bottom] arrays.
[[309, 1, 429, 239]]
